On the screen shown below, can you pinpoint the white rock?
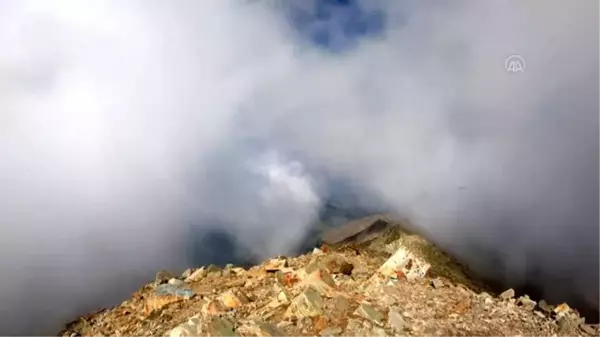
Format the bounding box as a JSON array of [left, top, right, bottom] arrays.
[[169, 316, 203, 337], [168, 278, 185, 286]]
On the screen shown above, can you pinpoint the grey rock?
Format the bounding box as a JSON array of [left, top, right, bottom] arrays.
[[185, 267, 206, 282], [537, 300, 554, 314], [169, 315, 204, 337], [499, 288, 515, 300], [181, 268, 193, 279], [580, 323, 597, 336], [320, 327, 342, 336], [207, 317, 238, 337], [387, 307, 411, 333], [168, 278, 185, 286], [354, 303, 384, 325], [517, 295, 536, 310], [431, 278, 445, 289], [155, 283, 195, 299], [284, 287, 324, 318], [155, 270, 174, 286]]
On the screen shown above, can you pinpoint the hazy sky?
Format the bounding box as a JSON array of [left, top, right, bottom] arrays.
[[0, 0, 598, 334]]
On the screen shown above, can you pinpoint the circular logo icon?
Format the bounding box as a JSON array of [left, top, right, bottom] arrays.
[[505, 54, 526, 73]]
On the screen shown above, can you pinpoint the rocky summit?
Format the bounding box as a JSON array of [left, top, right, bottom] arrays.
[[60, 216, 598, 337]]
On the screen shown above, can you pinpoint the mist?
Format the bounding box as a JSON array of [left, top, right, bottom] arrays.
[[0, 0, 598, 334]]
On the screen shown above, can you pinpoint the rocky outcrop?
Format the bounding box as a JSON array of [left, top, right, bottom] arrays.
[[59, 216, 598, 337]]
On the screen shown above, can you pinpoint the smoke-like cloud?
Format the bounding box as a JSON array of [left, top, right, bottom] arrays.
[[0, 0, 597, 334]]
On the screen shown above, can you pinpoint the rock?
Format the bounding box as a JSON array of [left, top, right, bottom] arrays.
[[185, 267, 206, 282], [387, 308, 410, 332], [231, 267, 246, 275], [354, 303, 384, 326], [168, 278, 185, 286], [329, 295, 351, 316], [312, 315, 328, 332], [155, 270, 174, 286], [312, 248, 325, 255], [277, 289, 292, 303], [298, 267, 337, 297], [206, 264, 222, 277], [499, 288, 515, 300], [557, 315, 574, 334], [369, 327, 388, 336], [181, 268, 193, 279], [372, 245, 430, 282], [206, 316, 238, 336], [431, 278, 444, 289], [554, 303, 571, 315], [322, 255, 354, 275], [169, 315, 204, 337], [202, 299, 226, 316], [144, 283, 194, 314], [517, 295, 537, 310], [225, 263, 235, 269], [285, 287, 324, 318], [537, 300, 554, 314], [580, 323, 597, 336], [320, 327, 342, 336], [265, 258, 288, 272], [154, 284, 195, 299], [237, 320, 282, 336], [220, 290, 250, 309]]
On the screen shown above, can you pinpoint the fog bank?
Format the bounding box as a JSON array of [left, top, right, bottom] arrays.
[[0, 0, 597, 334]]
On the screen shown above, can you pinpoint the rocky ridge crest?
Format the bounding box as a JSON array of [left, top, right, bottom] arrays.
[[60, 216, 598, 336]]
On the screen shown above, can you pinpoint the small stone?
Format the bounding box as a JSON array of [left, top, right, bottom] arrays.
[[313, 248, 325, 255], [169, 315, 204, 337], [554, 303, 571, 315], [284, 287, 324, 318], [484, 297, 494, 305], [207, 317, 238, 336], [534, 311, 546, 319], [185, 267, 206, 282], [387, 308, 410, 332], [431, 278, 444, 289], [299, 267, 337, 297], [580, 323, 597, 336], [322, 255, 354, 275], [320, 327, 342, 336], [181, 268, 193, 279], [277, 289, 292, 303], [354, 303, 384, 325], [237, 320, 282, 337], [202, 299, 226, 316], [330, 295, 351, 316], [225, 263, 234, 269], [220, 290, 250, 309], [517, 295, 536, 310], [231, 267, 246, 275], [168, 278, 185, 286], [499, 288, 515, 300], [265, 258, 288, 272], [154, 283, 194, 299], [206, 264, 222, 277], [557, 315, 573, 333], [155, 270, 174, 286], [370, 327, 387, 337], [312, 315, 328, 332], [538, 300, 554, 314]]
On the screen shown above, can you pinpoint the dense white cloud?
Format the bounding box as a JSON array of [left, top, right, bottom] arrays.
[[0, 0, 597, 334]]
